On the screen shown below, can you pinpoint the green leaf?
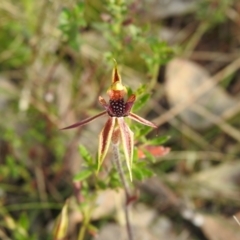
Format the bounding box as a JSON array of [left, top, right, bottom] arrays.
[[133, 147, 138, 163], [96, 180, 107, 190], [73, 169, 92, 182], [132, 162, 153, 181], [142, 149, 156, 163], [141, 167, 153, 178], [87, 224, 98, 235], [134, 124, 152, 140], [126, 86, 133, 97], [133, 93, 150, 112], [132, 167, 143, 181], [78, 145, 92, 163], [147, 135, 170, 146], [18, 212, 29, 230], [6, 156, 18, 179], [109, 172, 121, 189], [135, 84, 147, 95]]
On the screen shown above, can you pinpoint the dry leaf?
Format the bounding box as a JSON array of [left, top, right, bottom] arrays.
[[201, 214, 240, 240]]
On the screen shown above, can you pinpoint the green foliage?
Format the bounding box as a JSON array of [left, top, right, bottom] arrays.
[[59, 1, 86, 50], [132, 161, 153, 181], [99, 0, 131, 57], [143, 37, 174, 67], [1, 0, 239, 239], [2, 212, 36, 240], [73, 169, 92, 182], [146, 135, 170, 146], [141, 37, 174, 89], [133, 93, 150, 112], [0, 16, 31, 69], [0, 0, 173, 239], [197, 0, 234, 25], [132, 84, 151, 112], [78, 145, 93, 164]]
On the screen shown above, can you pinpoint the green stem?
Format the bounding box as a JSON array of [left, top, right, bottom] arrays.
[[78, 208, 91, 240], [112, 143, 133, 240]]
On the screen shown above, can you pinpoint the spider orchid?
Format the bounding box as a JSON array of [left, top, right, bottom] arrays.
[[62, 62, 157, 180]]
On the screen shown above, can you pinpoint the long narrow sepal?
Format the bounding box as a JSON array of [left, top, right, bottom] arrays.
[[117, 117, 134, 181], [107, 60, 127, 97], [61, 111, 107, 130], [128, 112, 157, 128], [98, 117, 116, 171], [112, 59, 121, 83]]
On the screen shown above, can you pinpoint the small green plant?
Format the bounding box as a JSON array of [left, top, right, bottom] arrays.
[[60, 61, 169, 240], [62, 61, 157, 180], [197, 0, 235, 26], [59, 1, 86, 50], [0, 1, 172, 239], [54, 1, 173, 239]]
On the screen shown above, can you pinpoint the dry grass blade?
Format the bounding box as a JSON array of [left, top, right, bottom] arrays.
[[151, 96, 214, 149], [233, 216, 240, 226], [192, 104, 240, 142], [221, 98, 240, 120], [153, 58, 240, 126]]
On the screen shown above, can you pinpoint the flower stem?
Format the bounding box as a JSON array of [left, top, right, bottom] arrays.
[[112, 143, 133, 240], [78, 207, 91, 240]]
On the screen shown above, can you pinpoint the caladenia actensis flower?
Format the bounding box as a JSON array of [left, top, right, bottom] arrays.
[[62, 62, 157, 180]]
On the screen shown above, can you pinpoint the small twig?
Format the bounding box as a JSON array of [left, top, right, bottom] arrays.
[[112, 143, 133, 240], [233, 215, 240, 226], [184, 21, 209, 57]]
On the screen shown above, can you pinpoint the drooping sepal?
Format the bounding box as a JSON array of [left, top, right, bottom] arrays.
[[117, 117, 134, 181], [128, 112, 157, 128], [112, 59, 121, 84], [61, 111, 107, 130], [98, 117, 116, 171]]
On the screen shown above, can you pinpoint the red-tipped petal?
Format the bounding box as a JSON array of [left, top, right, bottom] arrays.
[[98, 96, 109, 111], [98, 117, 116, 170], [117, 117, 134, 181], [128, 113, 157, 128], [61, 111, 107, 130], [125, 94, 136, 115]]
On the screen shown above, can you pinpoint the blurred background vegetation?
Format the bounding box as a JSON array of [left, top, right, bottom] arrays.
[[1, 0, 240, 239]]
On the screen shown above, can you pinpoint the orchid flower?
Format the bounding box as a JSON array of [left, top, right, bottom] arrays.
[[62, 62, 157, 180]]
